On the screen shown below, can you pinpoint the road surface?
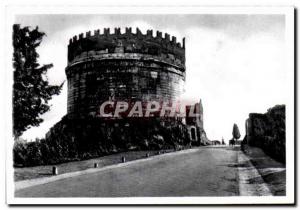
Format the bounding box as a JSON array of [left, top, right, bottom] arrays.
[[16, 146, 241, 197]]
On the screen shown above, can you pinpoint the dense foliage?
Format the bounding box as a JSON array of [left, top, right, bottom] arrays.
[[13, 24, 63, 137], [232, 123, 241, 140], [13, 117, 192, 167]]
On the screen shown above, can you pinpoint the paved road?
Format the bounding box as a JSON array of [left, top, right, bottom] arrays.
[[16, 146, 240, 197]]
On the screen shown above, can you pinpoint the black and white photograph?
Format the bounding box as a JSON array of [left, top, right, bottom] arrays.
[[4, 4, 295, 205]]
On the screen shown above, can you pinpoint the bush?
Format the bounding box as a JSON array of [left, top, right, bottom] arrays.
[[13, 141, 27, 166], [13, 117, 192, 167]]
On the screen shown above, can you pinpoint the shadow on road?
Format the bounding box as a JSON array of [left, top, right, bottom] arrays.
[[226, 162, 249, 168], [38, 173, 53, 176], [225, 147, 241, 151], [247, 176, 266, 184]]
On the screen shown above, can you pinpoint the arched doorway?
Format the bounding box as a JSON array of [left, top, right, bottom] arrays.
[[191, 127, 196, 140]]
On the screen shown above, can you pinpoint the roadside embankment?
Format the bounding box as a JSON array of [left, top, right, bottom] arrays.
[[242, 145, 286, 195]]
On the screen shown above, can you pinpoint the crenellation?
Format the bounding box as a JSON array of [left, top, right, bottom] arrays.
[[146, 29, 153, 37], [136, 27, 143, 37], [72, 35, 77, 42], [164, 33, 170, 41], [68, 28, 185, 66], [114, 27, 121, 35], [156, 31, 162, 39], [104, 28, 110, 36], [125, 27, 132, 34], [86, 31, 91, 37], [172, 36, 176, 44], [94, 29, 100, 36], [69, 28, 184, 50]]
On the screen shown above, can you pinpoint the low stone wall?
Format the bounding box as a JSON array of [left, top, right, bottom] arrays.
[[244, 105, 285, 163]]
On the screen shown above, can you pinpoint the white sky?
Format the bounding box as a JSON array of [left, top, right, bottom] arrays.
[[15, 14, 287, 143]]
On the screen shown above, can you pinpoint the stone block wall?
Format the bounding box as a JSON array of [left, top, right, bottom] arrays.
[[245, 105, 286, 163], [66, 27, 186, 118]]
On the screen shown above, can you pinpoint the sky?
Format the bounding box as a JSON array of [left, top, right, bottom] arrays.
[[15, 14, 287, 142]]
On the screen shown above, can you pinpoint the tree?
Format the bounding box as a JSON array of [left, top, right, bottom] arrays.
[[232, 123, 241, 141], [221, 137, 225, 145], [13, 24, 63, 138]]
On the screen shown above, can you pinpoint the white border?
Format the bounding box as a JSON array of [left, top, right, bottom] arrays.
[[4, 5, 295, 205]]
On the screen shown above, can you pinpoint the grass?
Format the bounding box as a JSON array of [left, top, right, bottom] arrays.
[[14, 149, 176, 182]]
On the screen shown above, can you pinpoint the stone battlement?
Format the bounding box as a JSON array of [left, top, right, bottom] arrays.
[[67, 27, 185, 64], [69, 27, 185, 48]]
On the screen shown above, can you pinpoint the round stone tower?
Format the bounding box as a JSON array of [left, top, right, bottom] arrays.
[[66, 27, 186, 118]]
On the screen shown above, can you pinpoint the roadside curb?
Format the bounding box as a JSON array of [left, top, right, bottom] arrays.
[[237, 151, 272, 196], [15, 148, 199, 191], [241, 145, 286, 195]]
